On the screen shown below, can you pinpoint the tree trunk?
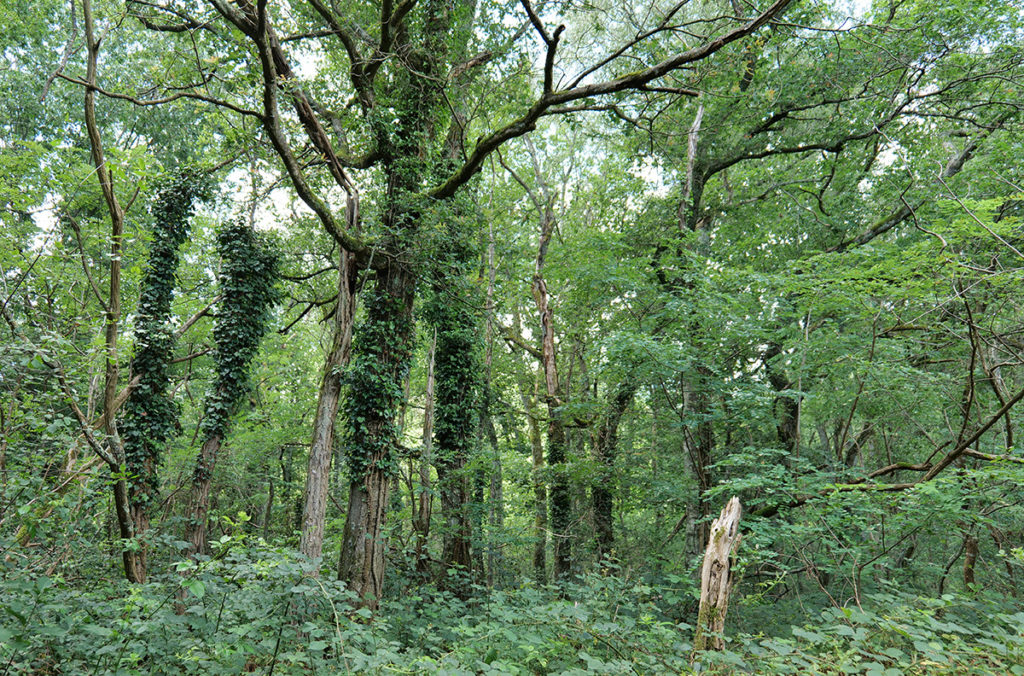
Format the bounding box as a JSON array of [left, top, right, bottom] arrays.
[[683, 367, 716, 557], [414, 331, 436, 575], [262, 472, 274, 542], [338, 472, 392, 608], [593, 381, 637, 564], [113, 472, 141, 582], [532, 208, 571, 581], [185, 433, 222, 555], [299, 251, 356, 565], [519, 369, 547, 582], [438, 466, 472, 572], [337, 264, 415, 609], [694, 497, 742, 653], [128, 475, 151, 579], [963, 534, 979, 588], [764, 343, 800, 454], [81, 0, 141, 584], [472, 468, 486, 578], [432, 304, 477, 579], [482, 229, 504, 586], [483, 408, 502, 585]]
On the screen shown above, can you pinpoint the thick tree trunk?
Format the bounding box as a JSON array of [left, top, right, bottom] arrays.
[[185, 433, 222, 556], [438, 464, 472, 572], [337, 264, 415, 609], [540, 336, 570, 580], [428, 265, 479, 583], [299, 252, 356, 565], [433, 314, 476, 579], [530, 420, 549, 581], [338, 472, 392, 608]]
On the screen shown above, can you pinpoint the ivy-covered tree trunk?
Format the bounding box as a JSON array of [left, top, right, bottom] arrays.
[[338, 264, 415, 608], [592, 380, 637, 564], [413, 332, 436, 575], [184, 222, 278, 556], [427, 245, 480, 584], [299, 251, 356, 565], [122, 173, 206, 580]]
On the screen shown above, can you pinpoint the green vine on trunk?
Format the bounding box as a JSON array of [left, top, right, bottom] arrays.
[[424, 228, 481, 469], [121, 169, 211, 514], [342, 270, 415, 480], [193, 220, 280, 480]]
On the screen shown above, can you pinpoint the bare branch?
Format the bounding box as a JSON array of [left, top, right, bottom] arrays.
[[431, 0, 794, 199]]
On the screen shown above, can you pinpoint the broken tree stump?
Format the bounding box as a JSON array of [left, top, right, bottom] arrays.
[[693, 496, 742, 652]]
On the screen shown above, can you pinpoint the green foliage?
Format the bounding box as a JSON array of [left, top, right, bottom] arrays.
[[2, 0, 1024, 670], [342, 270, 416, 479], [121, 169, 212, 511], [199, 221, 281, 449], [424, 216, 482, 470], [4, 547, 1022, 675]]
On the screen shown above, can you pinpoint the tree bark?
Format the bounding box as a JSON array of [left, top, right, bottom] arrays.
[[593, 380, 638, 563], [518, 367, 548, 582], [414, 331, 436, 575], [764, 343, 800, 454], [482, 227, 503, 585], [83, 0, 140, 583], [694, 497, 742, 653], [338, 470, 392, 608], [438, 461, 472, 572], [432, 301, 477, 580], [963, 534, 979, 588], [683, 367, 716, 557], [185, 433, 223, 555], [337, 264, 416, 609], [299, 251, 356, 565], [530, 197, 571, 581]]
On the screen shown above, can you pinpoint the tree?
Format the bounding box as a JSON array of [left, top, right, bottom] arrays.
[[185, 221, 279, 556]]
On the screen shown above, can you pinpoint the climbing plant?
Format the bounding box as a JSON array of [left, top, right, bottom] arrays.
[[200, 220, 280, 446], [183, 218, 281, 554], [342, 281, 416, 481], [423, 216, 483, 573], [121, 169, 211, 553]]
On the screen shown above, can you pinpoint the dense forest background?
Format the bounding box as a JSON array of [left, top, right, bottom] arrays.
[[2, 0, 1024, 672]]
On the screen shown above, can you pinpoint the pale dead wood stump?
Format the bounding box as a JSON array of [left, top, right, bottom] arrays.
[[693, 496, 742, 653]]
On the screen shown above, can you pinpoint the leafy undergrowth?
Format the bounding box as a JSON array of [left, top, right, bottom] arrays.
[[2, 543, 1022, 674]]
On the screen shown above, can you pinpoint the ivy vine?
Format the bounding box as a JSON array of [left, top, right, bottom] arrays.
[[121, 169, 211, 514], [194, 220, 280, 481], [423, 224, 481, 470], [342, 270, 416, 480]]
